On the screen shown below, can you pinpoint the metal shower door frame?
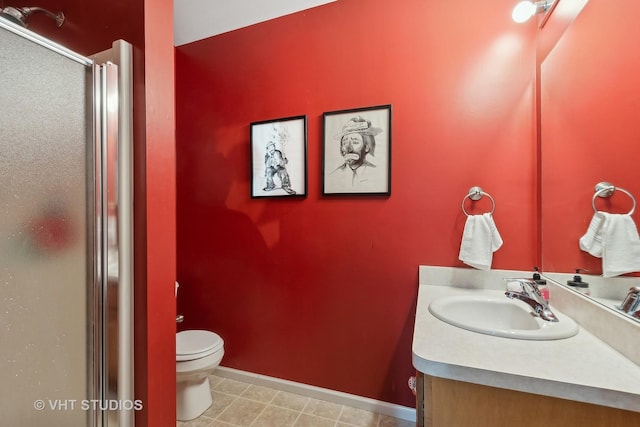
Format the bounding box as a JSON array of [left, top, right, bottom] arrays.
[[92, 40, 135, 427]]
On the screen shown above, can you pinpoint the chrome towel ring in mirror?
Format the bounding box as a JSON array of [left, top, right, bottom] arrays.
[[462, 186, 496, 216], [592, 181, 636, 215]]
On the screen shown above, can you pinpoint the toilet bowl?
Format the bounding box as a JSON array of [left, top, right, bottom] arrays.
[[176, 330, 224, 421]]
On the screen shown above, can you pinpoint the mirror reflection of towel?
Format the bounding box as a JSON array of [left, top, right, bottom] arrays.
[[579, 212, 640, 277], [459, 213, 503, 270]]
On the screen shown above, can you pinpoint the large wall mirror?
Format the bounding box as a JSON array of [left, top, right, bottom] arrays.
[[540, 0, 640, 318]]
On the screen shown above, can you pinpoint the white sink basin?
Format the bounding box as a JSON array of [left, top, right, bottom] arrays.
[[428, 292, 578, 340]]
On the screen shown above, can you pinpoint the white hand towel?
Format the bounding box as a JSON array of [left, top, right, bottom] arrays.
[[601, 214, 640, 277], [459, 213, 503, 270], [579, 212, 640, 277], [579, 212, 606, 257]]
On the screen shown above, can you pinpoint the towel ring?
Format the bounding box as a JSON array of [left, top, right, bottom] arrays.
[[462, 186, 495, 217], [592, 181, 636, 215]]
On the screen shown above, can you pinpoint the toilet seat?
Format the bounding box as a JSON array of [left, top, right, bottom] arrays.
[[177, 330, 224, 362]]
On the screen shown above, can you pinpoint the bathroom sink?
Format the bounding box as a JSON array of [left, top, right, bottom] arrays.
[[428, 292, 578, 340]]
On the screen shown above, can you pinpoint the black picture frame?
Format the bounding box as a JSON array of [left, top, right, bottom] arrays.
[[250, 115, 307, 198], [322, 105, 391, 196]]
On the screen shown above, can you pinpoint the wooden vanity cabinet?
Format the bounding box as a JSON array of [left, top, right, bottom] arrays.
[[416, 372, 640, 427]]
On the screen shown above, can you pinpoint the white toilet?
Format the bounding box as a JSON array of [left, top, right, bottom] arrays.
[[176, 329, 225, 421]]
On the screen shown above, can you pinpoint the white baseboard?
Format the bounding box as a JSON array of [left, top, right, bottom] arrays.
[[214, 366, 416, 423]]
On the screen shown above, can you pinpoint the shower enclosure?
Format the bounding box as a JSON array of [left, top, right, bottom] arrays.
[[0, 18, 134, 427]]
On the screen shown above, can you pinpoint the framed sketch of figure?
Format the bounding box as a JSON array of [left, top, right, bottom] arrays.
[[250, 115, 307, 198], [322, 105, 391, 196]]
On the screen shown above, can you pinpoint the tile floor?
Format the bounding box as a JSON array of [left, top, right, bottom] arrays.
[[177, 374, 416, 427]]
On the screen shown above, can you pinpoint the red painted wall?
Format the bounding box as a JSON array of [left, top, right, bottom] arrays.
[[139, 0, 177, 425], [16, 1, 177, 425], [176, 0, 537, 407], [540, 0, 640, 275]]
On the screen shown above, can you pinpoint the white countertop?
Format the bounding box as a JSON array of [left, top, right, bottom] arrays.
[[412, 272, 640, 412]]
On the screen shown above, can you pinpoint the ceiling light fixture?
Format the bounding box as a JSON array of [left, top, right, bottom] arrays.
[[512, 0, 554, 23]]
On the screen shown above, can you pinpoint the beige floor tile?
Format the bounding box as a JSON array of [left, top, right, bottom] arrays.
[[241, 384, 279, 403], [294, 413, 336, 427], [208, 374, 225, 389], [338, 406, 379, 427], [251, 405, 300, 427], [378, 414, 416, 427], [201, 391, 237, 419], [302, 398, 343, 420], [270, 391, 309, 411], [216, 397, 266, 425], [177, 415, 214, 427], [213, 378, 250, 396]]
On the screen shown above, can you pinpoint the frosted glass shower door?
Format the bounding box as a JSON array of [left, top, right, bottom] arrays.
[[0, 22, 94, 426]]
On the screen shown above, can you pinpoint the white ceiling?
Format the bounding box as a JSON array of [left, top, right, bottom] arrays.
[[174, 0, 337, 46]]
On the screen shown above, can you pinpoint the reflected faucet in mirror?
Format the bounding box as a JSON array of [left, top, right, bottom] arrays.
[[618, 287, 640, 319]]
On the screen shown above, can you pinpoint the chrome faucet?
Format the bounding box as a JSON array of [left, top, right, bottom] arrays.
[[617, 287, 640, 319], [504, 278, 559, 322]]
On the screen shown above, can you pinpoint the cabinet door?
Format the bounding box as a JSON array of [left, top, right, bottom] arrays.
[[419, 374, 640, 427]]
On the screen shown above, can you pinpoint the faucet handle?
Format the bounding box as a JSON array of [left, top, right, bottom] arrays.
[[504, 278, 547, 306], [504, 278, 525, 292], [503, 277, 538, 291], [503, 277, 537, 283]]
